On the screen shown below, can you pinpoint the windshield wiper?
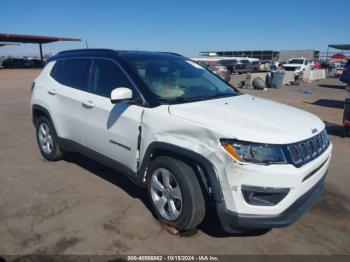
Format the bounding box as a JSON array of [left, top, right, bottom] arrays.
[[158, 97, 200, 104], [158, 92, 236, 104], [199, 92, 236, 100]]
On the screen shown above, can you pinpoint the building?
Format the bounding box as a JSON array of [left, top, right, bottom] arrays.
[[279, 50, 319, 62], [199, 49, 320, 62], [199, 50, 279, 62]]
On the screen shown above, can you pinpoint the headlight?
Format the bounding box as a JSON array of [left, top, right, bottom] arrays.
[[221, 139, 287, 165]]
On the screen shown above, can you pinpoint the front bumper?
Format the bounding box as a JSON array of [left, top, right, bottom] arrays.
[[216, 174, 325, 232]]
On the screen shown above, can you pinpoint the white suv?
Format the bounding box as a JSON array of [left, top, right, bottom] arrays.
[[31, 49, 332, 233], [283, 58, 312, 75]]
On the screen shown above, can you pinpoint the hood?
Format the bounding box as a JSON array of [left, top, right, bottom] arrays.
[[168, 95, 325, 144], [283, 64, 302, 68]]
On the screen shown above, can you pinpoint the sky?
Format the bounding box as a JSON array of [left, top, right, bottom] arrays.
[[0, 0, 349, 57]]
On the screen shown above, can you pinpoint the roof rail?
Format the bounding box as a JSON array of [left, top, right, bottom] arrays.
[[156, 52, 183, 57], [56, 48, 118, 55]]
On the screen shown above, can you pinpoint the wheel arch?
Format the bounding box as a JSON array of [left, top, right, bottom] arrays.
[[139, 142, 224, 203], [32, 105, 61, 138], [32, 105, 53, 126]]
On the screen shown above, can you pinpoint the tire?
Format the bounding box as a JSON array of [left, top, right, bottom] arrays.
[[147, 156, 206, 232], [35, 116, 63, 161], [252, 77, 266, 90]]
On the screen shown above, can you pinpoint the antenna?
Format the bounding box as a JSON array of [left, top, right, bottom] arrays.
[[85, 40, 89, 49]]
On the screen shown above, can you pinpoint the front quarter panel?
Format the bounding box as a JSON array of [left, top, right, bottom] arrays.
[[140, 105, 231, 197]]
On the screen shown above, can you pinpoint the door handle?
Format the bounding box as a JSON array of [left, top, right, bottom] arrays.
[[48, 89, 57, 95], [82, 100, 95, 108]]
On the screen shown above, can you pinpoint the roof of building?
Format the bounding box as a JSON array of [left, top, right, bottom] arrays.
[[0, 33, 81, 44], [328, 44, 350, 51], [0, 42, 20, 47]]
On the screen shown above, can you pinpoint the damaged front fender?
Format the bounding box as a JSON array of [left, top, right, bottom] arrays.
[[138, 106, 232, 202]]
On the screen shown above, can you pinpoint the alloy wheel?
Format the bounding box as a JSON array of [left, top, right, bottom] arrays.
[[150, 168, 183, 221], [38, 122, 53, 154]]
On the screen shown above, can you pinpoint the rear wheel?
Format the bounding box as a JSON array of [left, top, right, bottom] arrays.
[[35, 116, 63, 161], [147, 156, 205, 232]]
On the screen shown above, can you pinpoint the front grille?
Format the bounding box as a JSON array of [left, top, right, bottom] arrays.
[[286, 129, 330, 167]]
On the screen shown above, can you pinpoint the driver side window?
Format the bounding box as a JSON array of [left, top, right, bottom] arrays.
[[89, 59, 135, 98]]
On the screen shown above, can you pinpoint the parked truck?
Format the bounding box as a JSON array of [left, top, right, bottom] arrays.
[[283, 58, 312, 75]]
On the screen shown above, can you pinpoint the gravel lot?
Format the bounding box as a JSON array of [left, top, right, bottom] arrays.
[[0, 69, 349, 255]]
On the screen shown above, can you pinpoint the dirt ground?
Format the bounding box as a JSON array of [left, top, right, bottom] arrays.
[[0, 69, 349, 255]]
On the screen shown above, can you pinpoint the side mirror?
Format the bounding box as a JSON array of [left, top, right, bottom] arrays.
[[110, 87, 133, 103]]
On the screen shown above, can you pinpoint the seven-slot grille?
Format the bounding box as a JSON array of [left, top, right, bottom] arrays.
[[286, 129, 330, 167]]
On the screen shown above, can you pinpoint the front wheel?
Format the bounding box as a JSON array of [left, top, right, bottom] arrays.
[[147, 156, 206, 232]]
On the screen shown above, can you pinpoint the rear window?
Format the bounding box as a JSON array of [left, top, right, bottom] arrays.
[[50, 60, 63, 80], [50, 58, 92, 91]]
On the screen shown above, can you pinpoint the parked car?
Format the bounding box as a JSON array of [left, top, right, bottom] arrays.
[[2, 58, 32, 68], [190, 58, 231, 81], [209, 63, 230, 82], [28, 58, 44, 68], [223, 57, 260, 74], [248, 60, 260, 72], [234, 59, 260, 74], [31, 49, 332, 233], [283, 58, 312, 75], [320, 61, 332, 69], [191, 57, 236, 76], [259, 60, 271, 72], [233, 60, 248, 74], [1, 58, 44, 68], [333, 62, 346, 70], [340, 60, 350, 84], [191, 57, 261, 74], [218, 59, 238, 74]]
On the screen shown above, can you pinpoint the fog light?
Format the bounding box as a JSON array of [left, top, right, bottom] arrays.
[[241, 185, 289, 206]]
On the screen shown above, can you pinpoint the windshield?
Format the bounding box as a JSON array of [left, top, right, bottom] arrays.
[[219, 59, 237, 65], [288, 59, 304, 64], [240, 60, 250, 64], [123, 54, 239, 103]]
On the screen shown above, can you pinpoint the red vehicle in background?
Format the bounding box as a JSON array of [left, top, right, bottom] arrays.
[[314, 61, 321, 69]]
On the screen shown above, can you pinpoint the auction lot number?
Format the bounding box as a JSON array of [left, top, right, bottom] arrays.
[[128, 255, 220, 261]]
